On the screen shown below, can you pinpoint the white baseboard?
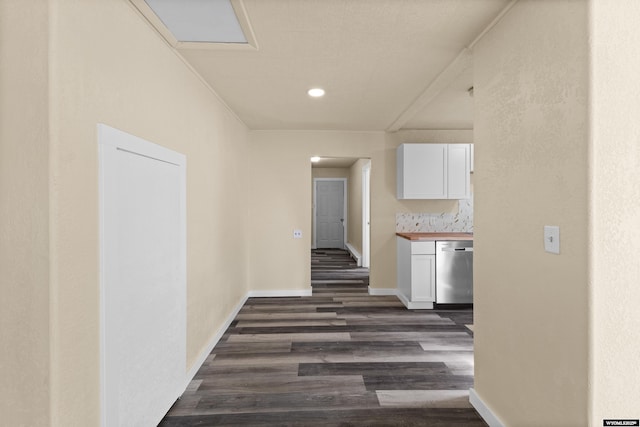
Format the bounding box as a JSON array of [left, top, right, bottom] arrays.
[[469, 388, 505, 427], [182, 287, 312, 390], [247, 289, 313, 297], [396, 292, 434, 309], [345, 243, 362, 266], [368, 286, 398, 296], [183, 293, 248, 388]]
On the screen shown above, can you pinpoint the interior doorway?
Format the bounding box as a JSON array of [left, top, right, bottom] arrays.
[[310, 157, 371, 268], [314, 178, 347, 249]]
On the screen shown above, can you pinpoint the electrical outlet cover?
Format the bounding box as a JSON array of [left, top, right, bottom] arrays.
[[544, 225, 560, 254]]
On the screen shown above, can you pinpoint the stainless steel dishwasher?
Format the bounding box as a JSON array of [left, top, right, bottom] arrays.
[[436, 240, 473, 304]]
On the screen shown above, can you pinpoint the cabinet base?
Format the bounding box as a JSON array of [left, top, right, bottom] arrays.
[[397, 292, 434, 310]]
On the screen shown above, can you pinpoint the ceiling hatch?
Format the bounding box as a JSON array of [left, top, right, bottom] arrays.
[[131, 0, 258, 50]]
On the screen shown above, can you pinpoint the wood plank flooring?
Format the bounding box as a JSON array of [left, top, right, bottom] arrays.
[[159, 249, 484, 426]]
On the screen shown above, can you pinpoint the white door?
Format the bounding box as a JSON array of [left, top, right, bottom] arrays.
[[362, 162, 371, 268], [98, 125, 186, 427], [315, 179, 345, 248]]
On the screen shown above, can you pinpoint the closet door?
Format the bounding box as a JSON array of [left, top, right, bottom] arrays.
[[99, 124, 186, 427]]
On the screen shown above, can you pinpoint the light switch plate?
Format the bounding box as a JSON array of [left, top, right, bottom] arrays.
[[544, 226, 560, 254], [293, 229, 302, 239]]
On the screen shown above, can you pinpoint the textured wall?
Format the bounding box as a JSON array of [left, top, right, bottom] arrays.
[[248, 130, 471, 293], [473, 1, 589, 425], [248, 131, 384, 291], [0, 1, 51, 425], [48, 0, 249, 424], [590, 0, 640, 421]]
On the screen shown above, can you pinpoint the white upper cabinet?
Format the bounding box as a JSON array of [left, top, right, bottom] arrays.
[[397, 144, 447, 199], [397, 143, 470, 200], [446, 144, 471, 199]]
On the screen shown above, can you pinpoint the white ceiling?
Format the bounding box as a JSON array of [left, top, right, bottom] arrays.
[[132, 0, 513, 131]]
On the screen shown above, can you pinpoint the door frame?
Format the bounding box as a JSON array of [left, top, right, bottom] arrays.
[[313, 178, 347, 249], [362, 161, 371, 268]]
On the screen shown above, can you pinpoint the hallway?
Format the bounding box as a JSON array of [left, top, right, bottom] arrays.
[[160, 249, 483, 426]]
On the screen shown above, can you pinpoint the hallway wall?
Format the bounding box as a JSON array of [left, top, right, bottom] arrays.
[[473, 1, 589, 424], [0, 1, 51, 425], [47, 0, 250, 424], [248, 130, 473, 294], [248, 131, 384, 292]]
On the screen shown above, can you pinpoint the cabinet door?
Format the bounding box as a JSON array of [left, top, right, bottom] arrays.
[[447, 144, 470, 199], [397, 144, 447, 199], [411, 254, 435, 302]]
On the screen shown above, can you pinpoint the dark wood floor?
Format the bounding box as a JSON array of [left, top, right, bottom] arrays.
[[159, 249, 484, 426]]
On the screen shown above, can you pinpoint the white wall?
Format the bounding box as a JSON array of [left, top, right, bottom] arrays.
[[473, 1, 589, 425]]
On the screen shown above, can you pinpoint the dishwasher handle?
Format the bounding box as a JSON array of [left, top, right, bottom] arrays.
[[440, 247, 473, 252]]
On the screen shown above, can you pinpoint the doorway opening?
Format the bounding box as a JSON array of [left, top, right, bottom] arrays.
[[311, 157, 371, 268], [311, 157, 371, 293]]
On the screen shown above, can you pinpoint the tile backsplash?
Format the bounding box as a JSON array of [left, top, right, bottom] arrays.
[[396, 198, 474, 233]]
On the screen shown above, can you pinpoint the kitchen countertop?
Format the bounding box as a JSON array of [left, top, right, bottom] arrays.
[[396, 232, 473, 241]]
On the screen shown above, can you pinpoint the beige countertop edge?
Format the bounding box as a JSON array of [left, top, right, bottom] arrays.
[[395, 232, 474, 241]]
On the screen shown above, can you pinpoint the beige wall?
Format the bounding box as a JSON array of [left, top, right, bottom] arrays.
[[474, 1, 589, 425], [248, 131, 385, 291], [0, 1, 51, 425], [248, 130, 473, 293], [312, 167, 350, 179], [16, 1, 640, 425], [590, 0, 640, 421], [47, 0, 249, 424]]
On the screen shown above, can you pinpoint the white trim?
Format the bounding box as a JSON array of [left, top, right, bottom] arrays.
[[248, 289, 313, 298], [313, 178, 347, 249], [361, 161, 371, 268], [469, 388, 506, 427], [345, 243, 362, 266], [397, 292, 434, 309], [368, 287, 398, 296], [184, 294, 248, 385]]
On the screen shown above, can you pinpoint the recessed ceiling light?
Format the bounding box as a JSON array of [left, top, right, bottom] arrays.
[[308, 88, 325, 98], [310, 156, 321, 163]]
